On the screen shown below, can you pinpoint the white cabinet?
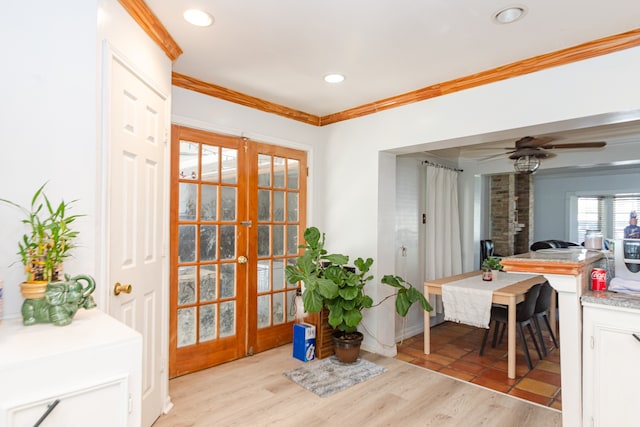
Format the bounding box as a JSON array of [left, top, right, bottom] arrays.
[[0, 309, 142, 427], [583, 298, 640, 427]]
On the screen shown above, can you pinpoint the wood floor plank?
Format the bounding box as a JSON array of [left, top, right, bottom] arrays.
[[153, 345, 561, 427]]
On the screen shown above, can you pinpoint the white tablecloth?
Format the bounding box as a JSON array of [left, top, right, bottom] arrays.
[[441, 272, 539, 328]]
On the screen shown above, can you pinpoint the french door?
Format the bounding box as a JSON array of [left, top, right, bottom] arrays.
[[169, 125, 307, 377]]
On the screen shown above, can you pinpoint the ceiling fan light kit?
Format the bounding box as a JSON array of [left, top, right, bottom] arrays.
[[514, 156, 540, 174]]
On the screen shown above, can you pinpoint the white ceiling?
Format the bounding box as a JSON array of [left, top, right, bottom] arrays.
[[147, 0, 639, 117], [145, 1, 640, 168]]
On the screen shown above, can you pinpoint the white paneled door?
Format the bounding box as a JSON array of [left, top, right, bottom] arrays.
[[106, 55, 168, 427]]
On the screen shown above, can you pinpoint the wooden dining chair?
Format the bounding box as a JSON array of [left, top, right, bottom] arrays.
[[479, 282, 544, 370], [532, 281, 559, 357]]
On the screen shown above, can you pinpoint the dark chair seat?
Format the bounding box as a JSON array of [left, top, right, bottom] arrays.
[[479, 283, 543, 370], [530, 240, 580, 251], [533, 281, 559, 357]]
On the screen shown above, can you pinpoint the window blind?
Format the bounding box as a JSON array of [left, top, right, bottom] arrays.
[[613, 196, 640, 239], [577, 197, 604, 244]]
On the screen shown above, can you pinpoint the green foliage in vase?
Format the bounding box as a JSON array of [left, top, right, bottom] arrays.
[[1, 183, 82, 282], [482, 256, 503, 271], [285, 227, 432, 333]]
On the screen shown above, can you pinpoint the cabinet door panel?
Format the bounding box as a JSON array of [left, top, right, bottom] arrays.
[[584, 305, 640, 427], [7, 378, 127, 427]]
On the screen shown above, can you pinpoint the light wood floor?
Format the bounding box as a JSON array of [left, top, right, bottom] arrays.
[[153, 344, 561, 427]]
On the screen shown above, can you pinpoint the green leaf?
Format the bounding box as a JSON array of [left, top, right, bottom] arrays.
[[327, 304, 344, 328], [361, 295, 373, 309], [303, 227, 321, 247], [323, 253, 348, 265], [354, 257, 373, 273], [395, 291, 411, 317], [343, 308, 363, 328], [285, 265, 304, 284], [410, 288, 432, 312], [317, 277, 339, 299], [338, 285, 359, 300], [323, 265, 345, 283], [381, 274, 403, 288], [302, 288, 323, 313]]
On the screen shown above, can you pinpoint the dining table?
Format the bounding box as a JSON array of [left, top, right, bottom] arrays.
[[423, 270, 549, 379]]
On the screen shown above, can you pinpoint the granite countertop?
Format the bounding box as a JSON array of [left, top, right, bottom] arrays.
[[500, 248, 605, 275], [504, 248, 603, 263], [582, 290, 640, 311]]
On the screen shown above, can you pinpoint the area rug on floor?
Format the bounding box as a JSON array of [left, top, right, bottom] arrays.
[[283, 356, 387, 397]]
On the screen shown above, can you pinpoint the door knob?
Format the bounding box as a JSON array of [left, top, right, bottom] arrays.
[[114, 282, 132, 296], [238, 256, 248, 264]]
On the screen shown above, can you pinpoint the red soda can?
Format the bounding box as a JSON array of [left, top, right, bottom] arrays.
[[591, 268, 607, 291]]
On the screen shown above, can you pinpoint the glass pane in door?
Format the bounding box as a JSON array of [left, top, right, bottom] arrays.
[[173, 134, 241, 360], [253, 149, 306, 337]]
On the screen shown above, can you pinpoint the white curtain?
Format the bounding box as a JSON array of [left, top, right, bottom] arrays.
[[424, 164, 462, 314]]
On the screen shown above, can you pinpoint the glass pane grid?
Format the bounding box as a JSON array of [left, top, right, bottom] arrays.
[[176, 140, 239, 348]]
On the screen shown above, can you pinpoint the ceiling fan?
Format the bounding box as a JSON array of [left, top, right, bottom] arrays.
[[483, 136, 607, 173]]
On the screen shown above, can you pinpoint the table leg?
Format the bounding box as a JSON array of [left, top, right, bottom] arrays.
[[507, 295, 516, 379], [423, 286, 431, 354]]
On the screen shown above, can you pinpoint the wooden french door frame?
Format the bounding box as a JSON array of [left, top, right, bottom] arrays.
[[246, 141, 307, 355], [169, 125, 307, 377]]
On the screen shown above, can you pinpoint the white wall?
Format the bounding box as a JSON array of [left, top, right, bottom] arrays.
[[0, 0, 98, 318], [394, 158, 425, 340], [3, 1, 640, 361], [320, 46, 640, 355], [171, 46, 640, 357], [0, 0, 172, 320]]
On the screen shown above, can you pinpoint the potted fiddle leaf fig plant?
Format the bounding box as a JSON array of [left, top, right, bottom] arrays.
[[1, 182, 82, 299], [285, 226, 432, 363]]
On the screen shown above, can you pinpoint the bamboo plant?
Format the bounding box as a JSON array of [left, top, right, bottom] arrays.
[[1, 183, 82, 282]]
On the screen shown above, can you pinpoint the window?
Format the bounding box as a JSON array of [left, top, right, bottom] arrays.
[[613, 197, 640, 238], [576, 195, 640, 242], [577, 197, 604, 244]]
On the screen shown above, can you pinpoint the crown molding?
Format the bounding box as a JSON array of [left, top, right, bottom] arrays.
[[118, 0, 182, 61], [118, 4, 639, 128]]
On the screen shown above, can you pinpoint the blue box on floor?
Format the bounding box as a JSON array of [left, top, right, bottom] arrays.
[[293, 323, 316, 362]]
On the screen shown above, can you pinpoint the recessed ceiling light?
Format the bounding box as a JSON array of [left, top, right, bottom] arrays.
[[493, 6, 526, 24], [324, 74, 345, 83], [184, 9, 214, 27]]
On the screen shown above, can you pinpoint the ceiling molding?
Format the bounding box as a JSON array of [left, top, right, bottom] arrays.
[[118, 0, 183, 61], [320, 29, 640, 126], [171, 73, 321, 126], [120, 3, 639, 127]]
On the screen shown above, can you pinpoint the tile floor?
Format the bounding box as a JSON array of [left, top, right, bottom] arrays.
[[395, 321, 562, 410]]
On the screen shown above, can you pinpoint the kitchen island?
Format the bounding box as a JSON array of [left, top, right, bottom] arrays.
[[500, 248, 604, 427]]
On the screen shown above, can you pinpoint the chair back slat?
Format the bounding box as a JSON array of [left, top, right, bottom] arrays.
[[534, 281, 552, 314], [516, 283, 542, 322]]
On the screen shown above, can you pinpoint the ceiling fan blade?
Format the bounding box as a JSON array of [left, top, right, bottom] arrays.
[[541, 142, 607, 149], [479, 152, 514, 161], [508, 147, 552, 159], [515, 136, 555, 148]]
